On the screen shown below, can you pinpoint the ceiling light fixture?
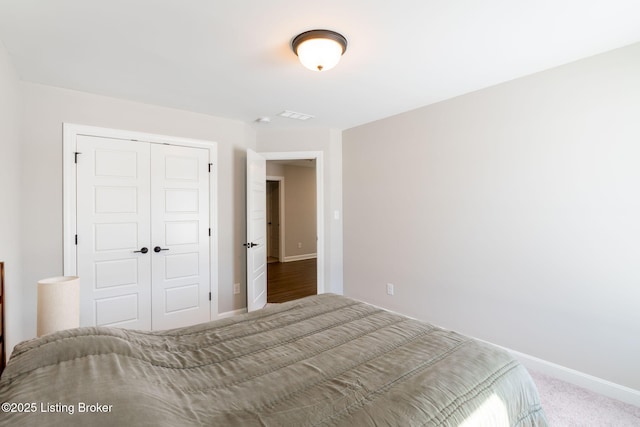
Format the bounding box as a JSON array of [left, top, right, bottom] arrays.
[[291, 29, 347, 72]]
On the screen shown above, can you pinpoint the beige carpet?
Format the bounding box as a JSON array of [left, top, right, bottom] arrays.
[[530, 370, 640, 426]]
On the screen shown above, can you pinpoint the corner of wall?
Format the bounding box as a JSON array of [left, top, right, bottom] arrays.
[[0, 39, 25, 358]]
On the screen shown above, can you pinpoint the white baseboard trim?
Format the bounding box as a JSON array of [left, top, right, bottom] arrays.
[[216, 308, 247, 319], [283, 253, 317, 262], [506, 348, 640, 407]]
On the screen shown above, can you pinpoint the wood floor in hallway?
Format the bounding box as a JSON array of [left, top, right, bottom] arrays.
[[267, 258, 317, 303]]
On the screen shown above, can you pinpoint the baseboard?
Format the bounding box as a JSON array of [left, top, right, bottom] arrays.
[[283, 253, 317, 262], [505, 348, 640, 407], [216, 308, 247, 319]]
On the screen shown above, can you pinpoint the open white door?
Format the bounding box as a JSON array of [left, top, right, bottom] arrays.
[[246, 149, 267, 311]]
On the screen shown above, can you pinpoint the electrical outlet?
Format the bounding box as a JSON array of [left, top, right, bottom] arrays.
[[233, 283, 240, 294], [297, 242, 302, 248], [386, 283, 394, 296]]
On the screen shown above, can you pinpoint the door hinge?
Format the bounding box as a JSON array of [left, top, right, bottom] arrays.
[[75, 234, 78, 245], [209, 228, 211, 237], [209, 292, 212, 301], [208, 163, 213, 172], [74, 152, 82, 164]]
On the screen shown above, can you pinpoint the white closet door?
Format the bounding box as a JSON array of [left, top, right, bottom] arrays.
[[76, 135, 152, 329], [150, 144, 210, 330]]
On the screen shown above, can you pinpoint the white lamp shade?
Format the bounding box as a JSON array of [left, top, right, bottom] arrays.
[[37, 276, 80, 337], [296, 37, 344, 72]]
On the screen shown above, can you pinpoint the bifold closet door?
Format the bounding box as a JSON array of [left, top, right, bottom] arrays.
[[76, 136, 210, 330], [76, 136, 152, 329]]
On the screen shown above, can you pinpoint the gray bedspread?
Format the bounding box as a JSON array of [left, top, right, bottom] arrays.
[[0, 294, 547, 426]]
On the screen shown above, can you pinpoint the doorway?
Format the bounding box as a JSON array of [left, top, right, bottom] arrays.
[[246, 150, 324, 311], [266, 179, 282, 264], [265, 158, 318, 303]]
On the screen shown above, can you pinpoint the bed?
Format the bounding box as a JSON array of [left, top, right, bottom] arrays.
[[0, 294, 547, 426]]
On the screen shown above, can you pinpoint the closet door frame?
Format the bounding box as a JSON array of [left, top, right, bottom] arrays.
[[62, 123, 219, 320]]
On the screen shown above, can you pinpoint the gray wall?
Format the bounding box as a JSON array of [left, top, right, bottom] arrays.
[[343, 43, 640, 390], [283, 165, 316, 258], [0, 41, 22, 359]]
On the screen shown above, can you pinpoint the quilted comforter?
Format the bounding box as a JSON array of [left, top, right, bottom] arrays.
[[0, 294, 547, 426]]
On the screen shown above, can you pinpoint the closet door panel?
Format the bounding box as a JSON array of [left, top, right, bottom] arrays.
[[76, 136, 152, 329], [150, 144, 210, 330]]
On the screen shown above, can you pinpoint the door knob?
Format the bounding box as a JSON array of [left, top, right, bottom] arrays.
[[154, 246, 169, 253], [243, 242, 258, 248], [134, 247, 149, 254]]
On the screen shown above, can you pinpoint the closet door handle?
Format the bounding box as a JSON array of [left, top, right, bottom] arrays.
[[154, 246, 169, 253], [134, 247, 149, 254]]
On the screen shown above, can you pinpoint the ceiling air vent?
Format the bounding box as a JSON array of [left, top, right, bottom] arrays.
[[278, 110, 314, 121]]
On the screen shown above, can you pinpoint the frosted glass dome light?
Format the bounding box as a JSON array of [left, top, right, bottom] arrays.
[[292, 30, 347, 72]]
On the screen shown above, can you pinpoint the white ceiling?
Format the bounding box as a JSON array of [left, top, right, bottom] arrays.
[[1, 1, 639, 130]]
